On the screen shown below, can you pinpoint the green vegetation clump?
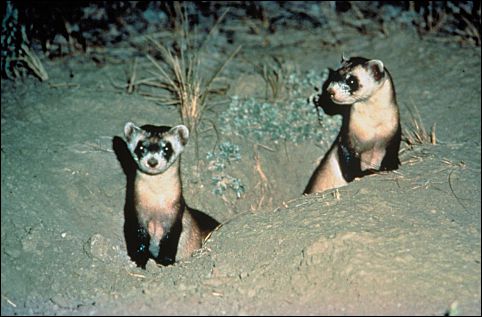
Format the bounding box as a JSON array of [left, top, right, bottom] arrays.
[[219, 70, 340, 146], [205, 69, 341, 199], [206, 142, 245, 198]]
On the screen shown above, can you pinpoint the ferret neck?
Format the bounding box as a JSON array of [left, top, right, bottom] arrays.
[[136, 160, 182, 190]]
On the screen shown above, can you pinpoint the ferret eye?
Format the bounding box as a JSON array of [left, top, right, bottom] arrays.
[[134, 143, 147, 160], [346, 75, 358, 91], [162, 142, 173, 159]]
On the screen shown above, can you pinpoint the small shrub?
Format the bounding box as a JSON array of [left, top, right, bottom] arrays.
[[219, 70, 340, 146], [206, 142, 245, 198]]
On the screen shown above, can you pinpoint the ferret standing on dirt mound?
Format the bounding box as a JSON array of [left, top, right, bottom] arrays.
[[124, 122, 219, 266], [304, 56, 401, 194]]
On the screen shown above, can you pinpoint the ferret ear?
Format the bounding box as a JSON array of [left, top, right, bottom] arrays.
[[170, 125, 190, 146], [124, 122, 141, 141], [368, 60, 385, 81]]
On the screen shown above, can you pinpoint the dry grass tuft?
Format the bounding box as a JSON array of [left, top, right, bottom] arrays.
[[138, 3, 241, 149], [402, 100, 437, 146], [7, 43, 49, 81], [251, 145, 273, 210], [254, 56, 292, 101]]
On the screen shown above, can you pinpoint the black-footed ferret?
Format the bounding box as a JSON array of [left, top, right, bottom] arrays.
[[304, 56, 401, 194], [124, 122, 219, 266]]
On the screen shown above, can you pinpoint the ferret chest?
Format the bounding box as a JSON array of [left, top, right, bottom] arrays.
[[350, 102, 397, 148], [134, 171, 181, 220]]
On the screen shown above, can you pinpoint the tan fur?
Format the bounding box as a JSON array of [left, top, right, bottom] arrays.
[[348, 77, 399, 171], [305, 144, 347, 193], [134, 158, 206, 261], [134, 161, 182, 248], [176, 211, 203, 260]]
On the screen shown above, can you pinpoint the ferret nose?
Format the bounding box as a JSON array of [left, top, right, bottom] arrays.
[[147, 158, 158, 168]]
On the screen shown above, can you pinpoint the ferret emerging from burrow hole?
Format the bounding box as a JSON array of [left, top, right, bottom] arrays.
[[304, 56, 401, 194], [123, 122, 219, 267]]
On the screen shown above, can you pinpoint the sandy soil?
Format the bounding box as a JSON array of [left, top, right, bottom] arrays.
[[1, 23, 481, 316]]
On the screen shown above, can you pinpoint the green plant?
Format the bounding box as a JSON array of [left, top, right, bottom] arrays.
[[220, 70, 340, 146], [206, 142, 245, 198]]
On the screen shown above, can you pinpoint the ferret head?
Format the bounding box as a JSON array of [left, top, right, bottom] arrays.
[[123, 122, 189, 175], [326, 56, 387, 105]]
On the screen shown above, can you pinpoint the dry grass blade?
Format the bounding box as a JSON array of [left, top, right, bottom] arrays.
[[16, 43, 48, 81], [2, 294, 17, 308], [145, 52, 178, 90], [139, 3, 241, 158], [448, 169, 468, 211], [198, 8, 230, 52], [402, 99, 436, 146], [127, 57, 137, 94], [201, 44, 242, 107], [145, 38, 203, 134], [460, 15, 481, 46], [254, 56, 288, 101]]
